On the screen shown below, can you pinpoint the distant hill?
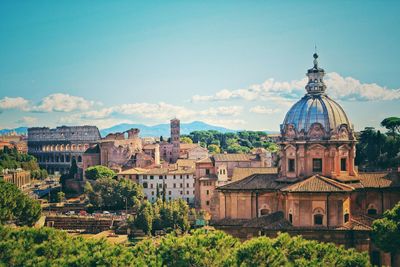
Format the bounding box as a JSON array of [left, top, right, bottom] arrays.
[[0, 127, 28, 136], [100, 121, 235, 137], [0, 122, 279, 138]]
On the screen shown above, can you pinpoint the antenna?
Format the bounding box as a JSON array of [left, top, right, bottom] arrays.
[[314, 44, 317, 54]]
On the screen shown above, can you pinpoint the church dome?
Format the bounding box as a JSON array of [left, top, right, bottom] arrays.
[[281, 53, 353, 140], [283, 94, 351, 133]]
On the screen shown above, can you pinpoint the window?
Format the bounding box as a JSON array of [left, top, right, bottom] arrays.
[[314, 214, 323, 225], [289, 213, 293, 223], [150, 184, 153, 189], [143, 182, 148, 188], [206, 190, 209, 195], [312, 158, 323, 172], [150, 175, 154, 180], [180, 175, 183, 179], [187, 175, 189, 178], [341, 158, 347, 171], [158, 184, 162, 188], [206, 200, 210, 206], [143, 175, 147, 180], [173, 183, 176, 188], [180, 183, 183, 188], [368, 208, 377, 215], [367, 204, 377, 215], [260, 209, 270, 216], [151, 191, 154, 195], [288, 159, 295, 172], [173, 175, 176, 179], [168, 191, 171, 195], [186, 183, 189, 188], [159, 175, 163, 179], [205, 169, 210, 175], [180, 191, 183, 195], [344, 213, 349, 223]]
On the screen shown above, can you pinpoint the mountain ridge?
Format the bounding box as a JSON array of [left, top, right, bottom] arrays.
[[0, 121, 279, 137]]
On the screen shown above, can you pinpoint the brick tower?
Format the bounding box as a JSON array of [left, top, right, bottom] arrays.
[[170, 118, 180, 163]]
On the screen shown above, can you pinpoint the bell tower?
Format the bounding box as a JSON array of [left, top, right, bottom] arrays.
[[170, 118, 180, 163]]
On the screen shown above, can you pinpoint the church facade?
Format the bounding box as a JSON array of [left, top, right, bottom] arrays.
[[211, 53, 400, 266]]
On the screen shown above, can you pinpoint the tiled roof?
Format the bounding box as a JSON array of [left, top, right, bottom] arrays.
[[176, 159, 196, 169], [196, 157, 212, 164], [118, 166, 194, 175], [217, 173, 281, 191], [231, 167, 278, 181], [337, 214, 375, 231], [358, 172, 400, 188], [213, 153, 251, 162], [180, 143, 199, 150], [281, 175, 354, 193]]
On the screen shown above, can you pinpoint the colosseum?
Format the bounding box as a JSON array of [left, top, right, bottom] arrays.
[[27, 126, 101, 176]]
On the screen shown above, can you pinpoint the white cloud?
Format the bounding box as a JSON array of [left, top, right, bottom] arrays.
[[250, 106, 281, 114], [191, 72, 400, 103], [0, 97, 30, 111], [77, 103, 243, 122], [15, 116, 38, 125], [31, 93, 94, 112]]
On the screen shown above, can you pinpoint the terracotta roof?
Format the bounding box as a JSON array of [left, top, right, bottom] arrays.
[[118, 168, 149, 175], [337, 214, 375, 231], [333, 174, 360, 183], [281, 175, 354, 193], [118, 166, 194, 175], [213, 153, 251, 162], [358, 172, 400, 188], [180, 143, 199, 150], [217, 173, 281, 191], [196, 157, 212, 164], [176, 159, 196, 169], [231, 167, 278, 182]]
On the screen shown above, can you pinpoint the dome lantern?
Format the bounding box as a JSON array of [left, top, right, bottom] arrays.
[[305, 53, 327, 95]]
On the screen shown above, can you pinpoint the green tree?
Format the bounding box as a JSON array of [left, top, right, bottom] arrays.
[[381, 117, 400, 136], [372, 202, 400, 256], [86, 177, 143, 210], [134, 201, 153, 235], [0, 180, 41, 226], [180, 136, 193, 144], [85, 165, 115, 180], [207, 144, 221, 154]]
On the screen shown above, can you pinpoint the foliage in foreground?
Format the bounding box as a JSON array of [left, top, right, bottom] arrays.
[[0, 227, 370, 267], [371, 201, 400, 253], [0, 181, 41, 226]]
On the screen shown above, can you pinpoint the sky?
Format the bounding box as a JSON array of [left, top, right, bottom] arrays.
[[1, 1, 400, 131]]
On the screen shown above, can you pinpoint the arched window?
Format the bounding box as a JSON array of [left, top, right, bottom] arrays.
[[314, 214, 323, 225], [313, 208, 325, 226], [78, 156, 82, 163], [288, 213, 293, 223], [367, 204, 377, 215]]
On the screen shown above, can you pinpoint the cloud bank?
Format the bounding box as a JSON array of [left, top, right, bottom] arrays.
[[192, 72, 400, 103]]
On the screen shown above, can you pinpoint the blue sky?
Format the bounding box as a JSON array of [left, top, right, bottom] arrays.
[[1, 1, 399, 131]]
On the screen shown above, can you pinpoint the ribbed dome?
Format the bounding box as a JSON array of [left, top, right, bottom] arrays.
[[283, 94, 352, 133], [280, 53, 353, 139]]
